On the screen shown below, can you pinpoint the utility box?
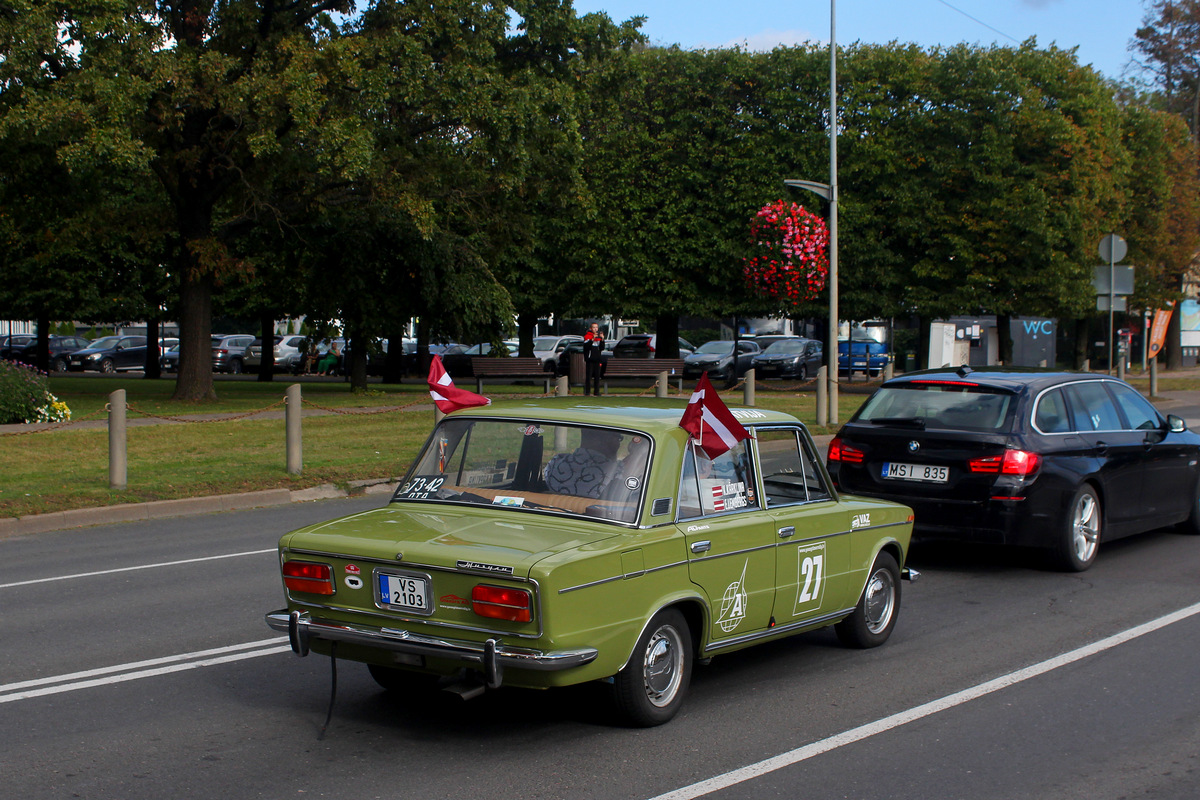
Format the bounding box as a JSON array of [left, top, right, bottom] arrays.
[[928, 322, 969, 368]]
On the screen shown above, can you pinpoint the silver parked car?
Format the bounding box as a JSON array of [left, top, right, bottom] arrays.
[[245, 335, 308, 374]]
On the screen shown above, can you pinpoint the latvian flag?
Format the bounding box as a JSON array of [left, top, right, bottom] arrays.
[[679, 372, 751, 459], [427, 355, 490, 414]]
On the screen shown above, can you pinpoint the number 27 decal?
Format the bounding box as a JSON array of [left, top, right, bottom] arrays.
[[794, 541, 827, 615]]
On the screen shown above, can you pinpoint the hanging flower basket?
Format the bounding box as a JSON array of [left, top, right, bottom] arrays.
[[743, 200, 829, 305]]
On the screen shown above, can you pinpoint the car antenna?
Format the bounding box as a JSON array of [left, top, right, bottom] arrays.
[[956, 365, 974, 378]]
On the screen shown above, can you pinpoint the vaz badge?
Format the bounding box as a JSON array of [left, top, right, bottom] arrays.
[[851, 513, 871, 529], [716, 560, 749, 633]]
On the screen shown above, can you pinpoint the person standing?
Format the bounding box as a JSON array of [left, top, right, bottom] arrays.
[[582, 322, 606, 396]]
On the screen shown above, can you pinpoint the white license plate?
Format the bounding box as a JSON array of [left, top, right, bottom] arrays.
[[882, 462, 949, 483], [378, 573, 431, 612]]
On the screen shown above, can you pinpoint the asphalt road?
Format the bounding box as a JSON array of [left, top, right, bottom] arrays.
[[2, 494, 1199, 799]]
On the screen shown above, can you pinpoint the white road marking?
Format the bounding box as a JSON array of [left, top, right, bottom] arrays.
[[648, 600, 1200, 800], [0, 639, 291, 704], [0, 549, 276, 589]]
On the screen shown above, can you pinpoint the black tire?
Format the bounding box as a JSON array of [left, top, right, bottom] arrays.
[[99, 358, 115, 374], [1179, 480, 1200, 535], [799, 365, 807, 380], [51, 357, 68, 373], [229, 358, 243, 374], [612, 608, 692, 727], [1050, 485, 1101, 571], [835, 551, 901, 648]]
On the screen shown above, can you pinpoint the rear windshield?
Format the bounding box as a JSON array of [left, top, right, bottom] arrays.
[[394, 418, 651, 524], [853, 384, 1016, 432]]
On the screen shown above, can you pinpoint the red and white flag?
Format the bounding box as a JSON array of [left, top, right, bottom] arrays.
[[679, 373, 750, 459], [427, 355, 490, 413]]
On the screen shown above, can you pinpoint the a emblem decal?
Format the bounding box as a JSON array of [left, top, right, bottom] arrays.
[[716, 561, 749, 633], [907, 440, 920, 453]]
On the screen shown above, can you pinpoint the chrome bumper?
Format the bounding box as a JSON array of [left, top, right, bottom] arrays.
[[265, 610, 598, 688]]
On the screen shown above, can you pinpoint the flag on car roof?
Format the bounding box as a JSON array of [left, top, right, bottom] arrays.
[[679, 372, 750, 459], [427, 355, 490, 413]]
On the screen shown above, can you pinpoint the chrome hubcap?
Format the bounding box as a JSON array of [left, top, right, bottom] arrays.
[[863, 568, 896, 634], [643, 625, 684, 707]]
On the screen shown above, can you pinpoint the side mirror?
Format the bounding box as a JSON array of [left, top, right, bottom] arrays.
[[1168, 414, 1187, 433]]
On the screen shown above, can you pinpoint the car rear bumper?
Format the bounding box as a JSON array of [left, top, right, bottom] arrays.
[[265, 610, 598, 687]]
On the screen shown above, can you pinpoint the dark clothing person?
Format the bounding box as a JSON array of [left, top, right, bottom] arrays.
[[583, 326, 605, 396]]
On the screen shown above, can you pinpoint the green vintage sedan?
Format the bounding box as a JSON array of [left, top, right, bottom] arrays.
[[266, 398, 916, 726]]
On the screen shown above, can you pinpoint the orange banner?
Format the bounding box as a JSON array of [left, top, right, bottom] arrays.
[[1148, 305, 1174, 359]]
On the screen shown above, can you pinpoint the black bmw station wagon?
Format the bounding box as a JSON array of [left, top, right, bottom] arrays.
[[826, 367, 1200, 571]]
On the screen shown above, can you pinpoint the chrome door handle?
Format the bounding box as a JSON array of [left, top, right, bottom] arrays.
[[690, 540, 711, 554], [778, 526, 796, 538]]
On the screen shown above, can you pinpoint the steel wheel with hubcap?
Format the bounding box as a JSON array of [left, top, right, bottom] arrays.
[[835, 551, 900, 648], [612, 608, 692, 727]]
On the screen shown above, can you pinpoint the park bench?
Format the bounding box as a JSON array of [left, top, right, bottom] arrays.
[[471, 357, 553, 393], [601, 358, 686, 394]]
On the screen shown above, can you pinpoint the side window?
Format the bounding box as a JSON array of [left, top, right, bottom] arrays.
[[757, 428, 831, 507], [677, 440, 758, 519], [1064, 382, 1123, 432], [1034, 388, 1071, 433], [1108, 383, 1161, 431]]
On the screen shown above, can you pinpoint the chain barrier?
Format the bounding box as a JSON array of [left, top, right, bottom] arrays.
[[124, 397, 289, 423], [300, 396, 427, 415], [0, 405, 109, 437]]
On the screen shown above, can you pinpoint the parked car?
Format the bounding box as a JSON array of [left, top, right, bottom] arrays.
[[67, 335, 151, 373], [751, 338, 824, 380], [212, 334, 256, 374], [10, 335, 92, 372], [752, 334, 798, 351], [826, 366, 1200, 571], [532, 334, 583, 372], [611, 334, 695, 359], [0, 333, 36, 361], [266, 398, 916, 726], [683, 340, 761, 382], [441, 340, 518, 378], [244, 335, 308, 374], [839, 339, 890, 377]]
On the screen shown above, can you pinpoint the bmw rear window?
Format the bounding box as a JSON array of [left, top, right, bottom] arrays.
[[853, 383, 1016, 432]]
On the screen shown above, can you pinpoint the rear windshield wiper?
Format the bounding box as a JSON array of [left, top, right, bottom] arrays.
[[865, 416, 926, 429]]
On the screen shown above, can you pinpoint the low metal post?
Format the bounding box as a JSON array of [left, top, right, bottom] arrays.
[[286, 384, 302, 475], [884, 361, 894, 381], [816, 366, 828, 428], [1117, 356, 1125, 382], [1150, 357, 1159, 397], [656, 371, 668, 398], [108, 389, 126, 490], [743, 369, 756, 407], [556, 375, 568, 397]]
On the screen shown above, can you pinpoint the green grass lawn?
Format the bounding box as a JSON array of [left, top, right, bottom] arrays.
[[2, 374, 859, 519]]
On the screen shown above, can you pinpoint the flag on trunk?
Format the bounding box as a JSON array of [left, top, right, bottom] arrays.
[[427, 355, 490, 413], [679, 373, 750, 458]]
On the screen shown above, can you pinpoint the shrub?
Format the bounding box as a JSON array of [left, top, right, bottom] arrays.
[[0, 360, 71, 424]]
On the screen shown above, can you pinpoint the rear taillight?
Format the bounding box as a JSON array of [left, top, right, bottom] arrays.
[[969, 450, 1041, 476], [282, 561, 334, 595], [828, 437, 864, 464], [471, 585, 532, 622]]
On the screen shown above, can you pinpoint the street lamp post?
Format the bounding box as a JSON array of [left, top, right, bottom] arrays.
[[785, 0, 838, 426]]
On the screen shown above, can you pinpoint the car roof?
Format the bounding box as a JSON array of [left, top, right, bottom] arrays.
[[447, 397, 801, 432], [882, 366, 1117, 393]]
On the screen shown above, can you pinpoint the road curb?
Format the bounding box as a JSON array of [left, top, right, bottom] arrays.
[[0, 480, 403, 539]]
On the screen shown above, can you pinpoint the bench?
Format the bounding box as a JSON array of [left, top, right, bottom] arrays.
[[471, 357, 552, 393], [602, 358, 686, 394]]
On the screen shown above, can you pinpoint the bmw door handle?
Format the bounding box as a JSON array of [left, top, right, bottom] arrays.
[[690, 540, 711, 554], [778, 526, 796, 538], [1095, 441, 1108, 455]]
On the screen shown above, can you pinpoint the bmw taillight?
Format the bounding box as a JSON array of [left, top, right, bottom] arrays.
[[282, 561, 334, 595], [471, 585, 532, 622], [969, 450, 1041, 476], [828, 437, 864, 464]]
